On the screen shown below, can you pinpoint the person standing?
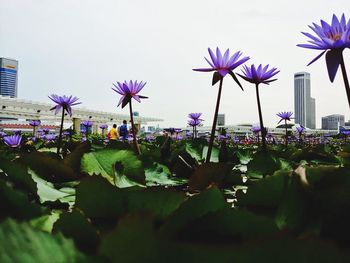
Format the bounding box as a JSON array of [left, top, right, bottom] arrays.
[[108, 124, 119, 141], [118, 120, 129, 141]]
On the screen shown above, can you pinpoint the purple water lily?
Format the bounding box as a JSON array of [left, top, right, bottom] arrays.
[[29, 136, 37, 143], [238, 64, 280, 151], [193, 48, 249, 162], [251, 124, 261, 144], [112, 80, 147, 155], [62, 131, 71, 138], [100, 124, 108, 136], [48, 95, 81, 117], [48, 94, 81, 156], [188, 119, 202, 127], [237, 64, 280, 85], [296, 125, 305, 143], [342, 130, 350, 135], [298, 14, 350, 111], [188, 113, 203, 121], [0, 131, 7, 138], [277, 111, 294, 146], [251, 124, 261, 133], [193, 47, 250, 78], [3, 134, 22, 148], [112, 80, 148, 109], [277, 111, 294, 124], [188, 117, 203, 139], [296, 125, 305, 134], [29, 120, 41, 136], [45, 134, 56, 142], [82, 120, 93, 127], [39, 128, 50, 135], [29, 120, 41, 127], [81, 121, 93, 137]]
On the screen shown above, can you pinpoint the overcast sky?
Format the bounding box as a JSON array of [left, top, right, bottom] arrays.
[[1, 0, 349, 128]]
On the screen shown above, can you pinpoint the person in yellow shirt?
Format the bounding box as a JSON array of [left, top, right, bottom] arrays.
[[108, 124, 119, 141]]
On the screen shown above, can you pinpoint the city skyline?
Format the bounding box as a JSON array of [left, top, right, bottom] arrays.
[[1, 0, 349, 128]]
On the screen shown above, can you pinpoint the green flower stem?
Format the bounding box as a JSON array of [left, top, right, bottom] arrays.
[[56, 109, 65, 156], [129, 101, 141, 155], [340, 53, 350, 111], [206, 77, 223, 163], [255, 83, 267, 151], [284, 119, 288, 147]]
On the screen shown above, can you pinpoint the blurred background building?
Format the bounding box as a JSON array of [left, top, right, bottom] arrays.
[[0, 58, 18, 98], [322, 114, 345, 130]]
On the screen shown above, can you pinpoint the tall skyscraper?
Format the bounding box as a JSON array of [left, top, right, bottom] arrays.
[[294, 72, 316, 129], [0, 58, 18, 98], [217, 113, 225, 126]]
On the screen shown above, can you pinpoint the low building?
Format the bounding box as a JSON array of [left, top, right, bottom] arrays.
[[321, 114, 345, 130]]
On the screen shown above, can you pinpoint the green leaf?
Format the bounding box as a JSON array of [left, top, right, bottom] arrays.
[[30, 211, 61, 233], [275, 173, 310, 232], [53, 210, 99, 253], [178, 208, 278, 242], [81, 149, 145, 185], [188, 162, 232, 190], [159, 186, 228, 238], [30, 170, 75, 205], [99, 214, 159, 263], [0, 158, 38, 197], [145, 162, 187, 186], [63, 142, 90, 173], [0, 178, 43, 221], [75, 176, 126, 219], [127, 188, 187, 219], [236, 148, 253, 164], [236, 170, 289, 214], [246, 151, 281, 178], [185, 139, 207, 161], [0, 219, 86, 263], [290, 147, 339, 165], [76, 176, 187, 220], [202, 146, 219, 162], [20, 152, 79, 183]]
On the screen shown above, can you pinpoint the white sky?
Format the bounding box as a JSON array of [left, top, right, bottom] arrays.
[[1, 0, 349, 128]]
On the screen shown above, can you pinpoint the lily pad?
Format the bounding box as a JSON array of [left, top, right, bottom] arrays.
[[81, 149, 145, 185]]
